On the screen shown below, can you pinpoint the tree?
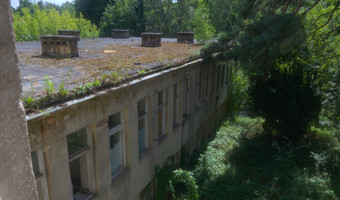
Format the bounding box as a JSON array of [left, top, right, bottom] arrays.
[[193, 0, 215, 42], [74, 0, 111, 26], [201, 0, 340, 142], [99, 0, 138, 37]]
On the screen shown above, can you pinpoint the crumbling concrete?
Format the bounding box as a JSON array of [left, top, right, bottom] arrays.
[[141, 33, 162, 47], [58, 30, 80, 41], [0, 1, 38, 199], [112, 29, 130, 38], [40, 35, 79, 57], [177, 32, 194, 43]]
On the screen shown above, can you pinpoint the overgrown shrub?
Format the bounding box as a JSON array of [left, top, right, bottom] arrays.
[[13, 4, 98, 41], [249, 65, 321, 142], [192, 117, 340, 200]]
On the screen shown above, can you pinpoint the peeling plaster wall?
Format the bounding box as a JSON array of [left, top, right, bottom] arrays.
[[27, 59, 232, 200], [0, 1, 38, 199]]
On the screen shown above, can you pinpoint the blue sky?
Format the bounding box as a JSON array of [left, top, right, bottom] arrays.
[[11, 0, 72, 8]]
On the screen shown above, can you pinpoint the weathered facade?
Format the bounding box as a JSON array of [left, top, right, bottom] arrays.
[[27, 58, 232, 200], [0, 1, 38, 199]]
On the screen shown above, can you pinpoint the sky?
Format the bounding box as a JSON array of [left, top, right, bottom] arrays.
[[11, 0, 72, 8]]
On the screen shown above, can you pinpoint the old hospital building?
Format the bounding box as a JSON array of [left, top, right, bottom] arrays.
[[0, 6, 232, 200]]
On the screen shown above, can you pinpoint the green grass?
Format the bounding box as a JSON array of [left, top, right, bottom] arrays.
[[192, 117, 340, 200]]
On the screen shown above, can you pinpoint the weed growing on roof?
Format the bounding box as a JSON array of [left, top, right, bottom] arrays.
[[23, 96, 36, 108], [43, 75, 55, 96], [73, 81, 102, 97], [58, 81, 68, 96], [110, 71, 120, 82], [137, 70, 146, 74]]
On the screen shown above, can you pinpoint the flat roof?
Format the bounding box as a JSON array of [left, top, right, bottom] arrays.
[[18, 37, 202, 97]]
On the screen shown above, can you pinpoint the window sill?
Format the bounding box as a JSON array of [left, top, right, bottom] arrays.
[[157, 134, 166, 143], [72, 187, 94, 200], [112, 167, 129, 184], [172, 123, 181, 131], [139, 148, 149, 159]]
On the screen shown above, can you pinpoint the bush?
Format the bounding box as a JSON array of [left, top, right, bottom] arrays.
[[13, 4, 98, 41], [249, 65, 321, 142]]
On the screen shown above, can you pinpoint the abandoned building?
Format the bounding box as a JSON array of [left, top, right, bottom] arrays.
[[2, 18, 233, 199]]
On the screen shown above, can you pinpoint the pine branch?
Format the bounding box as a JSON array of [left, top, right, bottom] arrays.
[[307, 1, 340, 39], [300, 0, 322, 18], [294, 0, 304, 15], [281, 0, 292, 14]]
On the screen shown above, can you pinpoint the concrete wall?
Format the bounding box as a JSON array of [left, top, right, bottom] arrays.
[[0, 1, 38, 199], [27, 58, 232, 200]]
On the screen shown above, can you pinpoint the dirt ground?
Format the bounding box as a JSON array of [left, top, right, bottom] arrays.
[[17, 37, 202, 97]]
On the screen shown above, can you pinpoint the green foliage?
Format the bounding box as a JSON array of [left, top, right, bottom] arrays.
[[73, 81, 101, 97], [168, 169, 199, 200], [192, 117, 340, 200], [201, 0, 340, 141], [137, 70, 146, 74], [302, 1, 340, 128], [58, 81, 68, 96], [225, 14, 305, 74], [226, 62, 249, 119], [43, 75, 54, 96], [144, 0, 179, 37], [249, 65, 322, 142], [13, 4, 98, 41], [23, 96, 37, 108], [74, 0, 110, 26], [193, 0, 215, 43], [100, 0, 138, 37]]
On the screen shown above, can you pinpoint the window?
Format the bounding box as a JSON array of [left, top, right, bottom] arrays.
[[224, 65, 229, 85], [173, 84, 180, 129], [203, 70, 208, 102], [31, 150, 49, 200], [227, 65, 232, 85], [138, 99, 148, 154], [108, 112, 125, 178], [31, 151, 41, 177], [220, 65, 225, 89], [184, 78, 190, 119], [195, 72, 202, 109], [216, 66, 221, 92], [157, 91, 166, 140], [139, 181, 155, 200], [210, 66, 215, 97], [67, 128, 93, 200]]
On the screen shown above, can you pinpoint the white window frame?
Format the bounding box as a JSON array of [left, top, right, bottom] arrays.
[[195, 72, 201, 110], [173, 83, 180, 129], [203, 69, 208, 103], [108, 112, 126, 179], [67, 128, 95, 200], [138, 99, 148, 156], [157, 91, 166, 141], [31, 150, 49, 200], [183, 78, 190, 119]]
